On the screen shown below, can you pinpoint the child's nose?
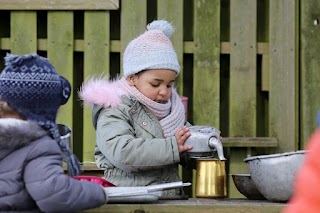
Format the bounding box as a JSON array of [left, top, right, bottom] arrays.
[[159, 88, 169, 96]]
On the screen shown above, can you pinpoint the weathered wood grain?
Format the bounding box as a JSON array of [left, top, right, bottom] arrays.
[[0, 0, 119, 10], [10, 11, 37, 54], [229, 0, 257, 198], [269, 0, 297, 152], [300, 0, 320, 148], [82, 11, 110, 161], [193, 0, 220, 127], [47, 12, 74, 130]]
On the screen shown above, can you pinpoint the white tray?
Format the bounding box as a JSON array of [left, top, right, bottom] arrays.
[[106, 187, 161, 203]]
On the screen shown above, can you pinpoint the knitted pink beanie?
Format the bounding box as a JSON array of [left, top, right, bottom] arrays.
[[123, 20, 180, 77]]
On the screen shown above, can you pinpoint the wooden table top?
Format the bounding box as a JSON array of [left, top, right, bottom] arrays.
[[81, 198, 287, 213]]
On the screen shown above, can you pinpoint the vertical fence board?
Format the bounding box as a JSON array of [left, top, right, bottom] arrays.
[[83, 11, 110, 162], [157, 0, 184, 94], [300, 0, 320, 148], [193, 0, 220, 127], [193, 0, 220, 198], [229, 0, 257, 198], [120, 0, 147, 75], [10, 11, 37, 54], [47, 12, 74, 133], [269, 0, 297, 152]]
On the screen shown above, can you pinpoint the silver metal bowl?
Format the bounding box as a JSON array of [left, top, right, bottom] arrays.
[[231, 174, 265, 200], [244, 150, 307, 202]]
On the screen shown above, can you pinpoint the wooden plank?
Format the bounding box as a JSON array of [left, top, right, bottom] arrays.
[[300, 0, 320, 148], [229, 0, 257, 198], [193, 0, 220, 127], [0, 0, 119, 10], [10, 11, 37, 54], [0, 38, 10, 50], [269, 0, 297, 152], [229, 0, 257, 141], [80, 162, 104, 171], [157, 0, 184, 94], [82, 198, 286, 213], [63, 162, 104, 176], [47, 12, 74, 133], [120, 0, 147, 75], [222, 137, 278, 147], [36, 38, 120, 53], [220, 42, 268, 55], [193, 0, 220, 198], [83, 11, 110, 162], [1, 37, 271, 56]]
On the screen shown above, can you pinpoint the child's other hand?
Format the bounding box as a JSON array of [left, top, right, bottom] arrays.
[[175, 126, 192, 153]]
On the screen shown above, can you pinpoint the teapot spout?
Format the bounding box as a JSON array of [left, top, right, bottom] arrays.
[[209, 137, 226, 160]]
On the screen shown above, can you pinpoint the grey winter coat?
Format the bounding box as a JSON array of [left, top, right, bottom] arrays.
[[80, 79, 191, 196], [0, 118, 106, 212]]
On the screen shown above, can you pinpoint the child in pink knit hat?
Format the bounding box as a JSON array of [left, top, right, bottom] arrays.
[[79, 20, 193, 196]]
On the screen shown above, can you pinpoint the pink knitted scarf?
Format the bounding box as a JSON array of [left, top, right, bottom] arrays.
[[118, 77, 185, 137]]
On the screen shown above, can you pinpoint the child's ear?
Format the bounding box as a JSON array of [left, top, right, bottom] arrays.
[[127, 75, 136, 86]]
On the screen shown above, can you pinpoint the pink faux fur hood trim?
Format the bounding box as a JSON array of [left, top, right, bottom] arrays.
[[78, 77, 129, 108]]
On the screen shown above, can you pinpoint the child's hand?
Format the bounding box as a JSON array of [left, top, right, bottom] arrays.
[[175, 126, 192, 153]]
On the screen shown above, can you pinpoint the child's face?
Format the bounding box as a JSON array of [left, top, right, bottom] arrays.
[[128, 69, 177, 103]]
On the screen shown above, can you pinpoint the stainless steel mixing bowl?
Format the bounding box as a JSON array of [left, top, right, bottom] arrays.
[[244, 150, 307, 202]]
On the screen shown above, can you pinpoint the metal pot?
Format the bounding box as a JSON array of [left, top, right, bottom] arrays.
[[184, 126, 226, 160]]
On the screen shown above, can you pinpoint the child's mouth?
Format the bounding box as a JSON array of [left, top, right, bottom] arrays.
[[155, 100, 167, 104]]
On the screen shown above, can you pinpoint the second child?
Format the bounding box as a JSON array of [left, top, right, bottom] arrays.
[[79, 20, 193, 196]]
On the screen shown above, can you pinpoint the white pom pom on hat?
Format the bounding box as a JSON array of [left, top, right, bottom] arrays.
[[123, 20, 180, 77], [146, 19, 175, 38]]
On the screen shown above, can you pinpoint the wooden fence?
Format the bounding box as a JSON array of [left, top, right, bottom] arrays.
[[0, 0, 319, 198]]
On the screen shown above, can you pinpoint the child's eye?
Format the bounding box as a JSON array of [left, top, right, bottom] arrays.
[[150, 83, 159, 87], [167, 82, 175, 88]]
